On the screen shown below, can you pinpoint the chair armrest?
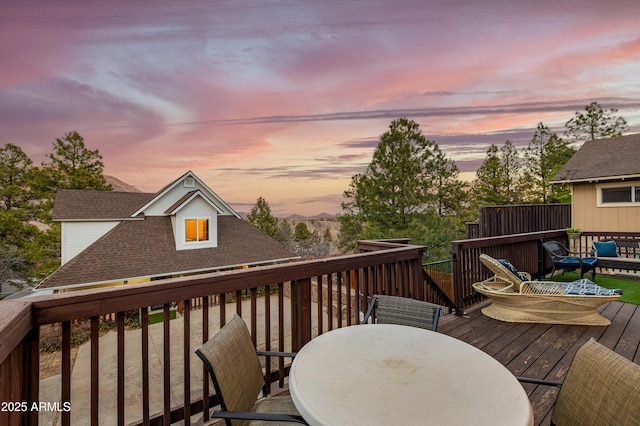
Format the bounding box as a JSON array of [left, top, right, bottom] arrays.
[[517, 376, 563, 388], [212, 410, 308, 423], [567, 249, 591, 256], [256, 350, 297, 358]]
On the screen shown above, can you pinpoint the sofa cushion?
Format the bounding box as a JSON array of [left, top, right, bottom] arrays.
[[561, 279, 622, 296], [593, 241, 618, 257], [556, 257, 598, 269]]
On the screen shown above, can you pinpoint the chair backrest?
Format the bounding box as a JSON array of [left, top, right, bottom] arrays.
[[542, 241, 566, 262], [195, 314, 264, 425], [479, 254, 525, 287], [365, 295, 440, 331], [552, 338, 640, 425]]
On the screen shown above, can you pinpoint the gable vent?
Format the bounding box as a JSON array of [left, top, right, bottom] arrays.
[[184, 177, 196, 188]]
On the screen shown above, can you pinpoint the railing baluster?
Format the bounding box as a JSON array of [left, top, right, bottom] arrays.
[[327, 273, 333, 330], [62, 321, 71, 426], [337, 272, 343, 328], [354, 268, 361, 323], [264, 285, 272, 394], [278, 283, 285, 387], [201, 296, 210, 422], [219, 293, 226, 326], [235, 290, 242, 316], [27, 327, 40, 426], [183, 299, 191, 425], [117, 311, 125, 426], [90, 316, 99, 426], [317, 275, 323, 335], [346, 270, 352, 325], [251, 288, 257, 346], [163, 304, 171, 426], [141, 308, 150, 426]]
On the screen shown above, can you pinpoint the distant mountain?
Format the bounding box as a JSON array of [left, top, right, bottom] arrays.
[[284, 213, 336, 220], [105, 175, 142, 192], [285, 214, 306, 220], [314, 212, 335, 219]]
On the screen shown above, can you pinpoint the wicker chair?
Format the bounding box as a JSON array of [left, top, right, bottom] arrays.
[[195, 314, 307, 425], [518, 338, 640, 425], [542, 240, 598, 280], [472, 254, 621, 326], [362, 294, 441, 331]]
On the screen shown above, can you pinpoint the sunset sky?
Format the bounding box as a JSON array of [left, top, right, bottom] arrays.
[[2, 0, 640, 216]]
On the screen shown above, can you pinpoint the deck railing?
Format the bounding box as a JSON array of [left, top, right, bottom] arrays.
[[0, 241, 426, 426], [4, 230, 639, 425], [450, 229, 569, 310]]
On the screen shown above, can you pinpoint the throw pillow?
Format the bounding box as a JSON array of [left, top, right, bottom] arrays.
[[593, 241, 618, 257], [497, 259, 529, 282]]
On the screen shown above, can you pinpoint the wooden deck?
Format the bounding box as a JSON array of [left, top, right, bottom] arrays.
[[437, 300, 640, 426]]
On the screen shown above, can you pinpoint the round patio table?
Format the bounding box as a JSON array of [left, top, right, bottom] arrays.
[[289, 324, 533, 426]]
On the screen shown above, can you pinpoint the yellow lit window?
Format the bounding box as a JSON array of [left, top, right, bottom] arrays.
[[185, 218, 209, 242]]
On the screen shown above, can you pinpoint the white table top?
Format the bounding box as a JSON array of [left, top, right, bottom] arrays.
[[289, 324, 533, 426]]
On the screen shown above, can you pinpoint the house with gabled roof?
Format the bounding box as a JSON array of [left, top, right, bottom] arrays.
[[36, 171, 295, 292], [551, 133, 640, 232]]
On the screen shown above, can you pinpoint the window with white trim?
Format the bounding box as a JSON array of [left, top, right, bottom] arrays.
[[597, 183, 640, 206], [185, 218, 210, 242]]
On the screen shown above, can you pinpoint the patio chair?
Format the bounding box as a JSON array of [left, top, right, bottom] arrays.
[[517, 338, 640, 425], [195, 314, 307, 425], [362, 294, 441, 331], [542, 240, 598, 280], [472, 254, 621, 326]]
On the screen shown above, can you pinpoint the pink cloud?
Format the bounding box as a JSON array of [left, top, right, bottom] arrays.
[[2, 0, 640, 215]]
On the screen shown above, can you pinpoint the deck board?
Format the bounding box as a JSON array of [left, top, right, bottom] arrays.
[[438, 300, 639, 426]]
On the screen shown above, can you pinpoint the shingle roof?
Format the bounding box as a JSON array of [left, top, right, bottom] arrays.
[[37, 216, 294, 290], [53, 190, 155, 220], [552, 133, 640, 183]]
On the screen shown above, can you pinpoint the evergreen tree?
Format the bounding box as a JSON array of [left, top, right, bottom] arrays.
[[41, 130, 111, 192], [294, 222, 312, 241], [274, 220, 294, 247], [564, 101, 628, 142], [247, 196, 278, 240], [474, 140, 523, 205], [338, 118, 466, 258], [0, 143, 35, 213], [34, 131, 111, 223], [523, 123, 575, 203]]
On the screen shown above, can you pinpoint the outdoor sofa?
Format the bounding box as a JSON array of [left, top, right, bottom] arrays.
[[592, 239, 640, 272]]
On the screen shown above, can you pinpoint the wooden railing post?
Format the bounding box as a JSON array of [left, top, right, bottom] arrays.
[[411, 248, 426, 300], [0, 301, 34, 426], [291, 278, 312, 351], [450, 243, 465, 315]]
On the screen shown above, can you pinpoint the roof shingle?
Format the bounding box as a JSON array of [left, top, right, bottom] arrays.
[[53, 190, 155, 220], [552, 133, 640, 183], [38, 216, 294, 289]]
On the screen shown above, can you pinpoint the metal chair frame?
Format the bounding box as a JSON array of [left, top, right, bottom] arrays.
[[195, 314, 307, 425]]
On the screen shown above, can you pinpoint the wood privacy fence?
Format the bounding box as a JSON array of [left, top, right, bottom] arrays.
[[466, 204, 571, 238]]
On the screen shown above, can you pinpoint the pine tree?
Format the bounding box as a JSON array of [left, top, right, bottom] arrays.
[[565, 101, 628, 142], [247, 196, 278, 240]]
